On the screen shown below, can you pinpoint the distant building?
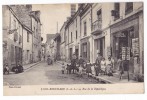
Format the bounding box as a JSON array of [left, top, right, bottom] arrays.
[[30, 11, 42, 63], [41, 43, 45, 61], [45, 34, 55, 60], [60, 22, 67, 61], [54, 33, 61, 61]]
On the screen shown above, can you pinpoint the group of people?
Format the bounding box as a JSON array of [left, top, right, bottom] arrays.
[[3, 61, 23, 75], [61, 53, 114, 77]]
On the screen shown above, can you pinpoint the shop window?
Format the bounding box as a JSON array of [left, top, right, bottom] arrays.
[[83, 43, 87, 58], [114, 3, 120, 20], [125, 2, 133, 15]]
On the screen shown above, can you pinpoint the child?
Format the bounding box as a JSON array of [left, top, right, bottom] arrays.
[[3, 64, 9, 75], [78, 62, 84, 77], [106, 57, 113, 76], [86, 61, 92, 77], [61, 62, 66, 74], [91, 64, 95, 76], [101, 57, 106, 75]]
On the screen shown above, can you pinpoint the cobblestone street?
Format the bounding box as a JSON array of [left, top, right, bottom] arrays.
[[3, 62, 98, 85]]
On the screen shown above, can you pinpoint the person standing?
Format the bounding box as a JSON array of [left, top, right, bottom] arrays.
[[71, 54, 77, 74], [94, 53, 102, 76], [101, 57, 106, 75], [78, 55, 85, 76]]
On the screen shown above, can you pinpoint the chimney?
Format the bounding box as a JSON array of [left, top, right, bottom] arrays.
[[71, 4, 76, 17]]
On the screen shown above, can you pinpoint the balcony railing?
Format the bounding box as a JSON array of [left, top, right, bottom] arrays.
[[92, 20, 102, 33]]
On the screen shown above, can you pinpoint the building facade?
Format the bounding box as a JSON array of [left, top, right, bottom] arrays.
[[110, 2, 143, 74], [45, 34, 56, 61], [60, 22, 66, 61], [3, 5, 42, 70], [60, 3, 144, 77], [30, 11, 42, 63], [3, 6, 24, 69]]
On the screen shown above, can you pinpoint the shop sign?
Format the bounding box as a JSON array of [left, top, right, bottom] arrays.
[[122, 47, 126, 60], [121, 47, 130, 60], [126, 47, 130, 60], [115, 32, 126, 37], [132, 38, 139, 56]]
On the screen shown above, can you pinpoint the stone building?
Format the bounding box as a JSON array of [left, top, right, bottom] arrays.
[[60, 22, 66, 61], [2, 5, 31, 69], [45, 34, 56, 61], [109, 2, 143, 75], [30, 11, 42, 63], [60, 2, 144, 77], [10, 5, 34, 65]]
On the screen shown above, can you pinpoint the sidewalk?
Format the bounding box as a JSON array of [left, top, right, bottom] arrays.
[[56, 60, 137, 84], [23, 61, 41, 70]]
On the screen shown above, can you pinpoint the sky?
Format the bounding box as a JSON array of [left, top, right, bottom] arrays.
[[32, 4, 71, 43]]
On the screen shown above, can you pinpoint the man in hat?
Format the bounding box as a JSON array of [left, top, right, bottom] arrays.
[[95, 52, 102, 76], [70, 53, 77, 74]]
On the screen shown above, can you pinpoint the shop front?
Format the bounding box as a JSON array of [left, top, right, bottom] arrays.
[[80, 37, 90, 62], [92, 31, 106, 62], [110, 13, 140, 73]]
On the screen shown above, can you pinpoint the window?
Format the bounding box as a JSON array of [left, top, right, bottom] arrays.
[[83, 43, 87, 58], [13, 20, 16, 29], [27, 32, 29, 42], [76, 18, 77, 27], [27, 50, 29, 60], [84, 21, 87, 36], [76, 31, 78, 39], [36, 29, 38, 38], [97, 9, 102, 21], [34, 27, 35, 37], [71, 32, 72, 42], [114, 3, 120, 20], [125, 2, 133, 15]]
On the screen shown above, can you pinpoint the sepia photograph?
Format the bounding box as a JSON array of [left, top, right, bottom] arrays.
[[2, 1, 144, 95]]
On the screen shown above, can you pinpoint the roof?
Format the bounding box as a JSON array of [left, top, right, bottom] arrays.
[[54, 33, 61, 41]]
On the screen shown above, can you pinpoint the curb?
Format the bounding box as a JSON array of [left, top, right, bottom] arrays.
[[23, 61, 41, 70]]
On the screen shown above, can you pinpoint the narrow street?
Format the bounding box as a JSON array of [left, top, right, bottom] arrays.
[[3, 62, 98, 85]]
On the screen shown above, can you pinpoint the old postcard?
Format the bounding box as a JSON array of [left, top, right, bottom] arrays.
[[3, 2, 144, 95]]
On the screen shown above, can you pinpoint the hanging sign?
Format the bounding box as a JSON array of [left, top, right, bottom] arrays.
[[121, 47, 130, 60], [126, 47, 130, 60], [132, 38, 139, 56], [115, 32, 126, 37], [122, 47, 126, 60]]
